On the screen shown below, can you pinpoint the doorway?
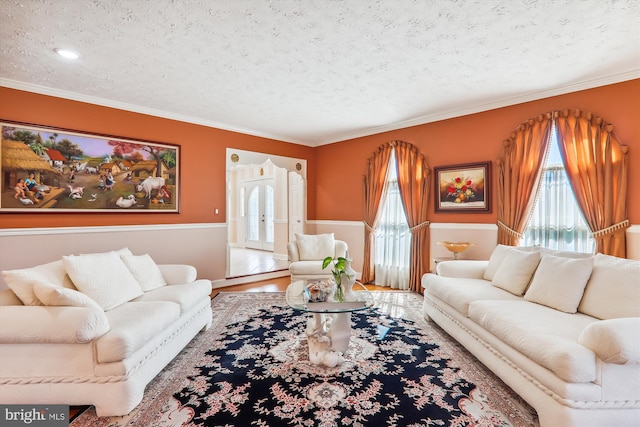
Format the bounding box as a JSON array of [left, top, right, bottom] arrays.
[[226, 149, 306, 279]]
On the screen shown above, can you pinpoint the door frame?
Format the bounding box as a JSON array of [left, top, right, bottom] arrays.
[[225, 148, 307, 278]]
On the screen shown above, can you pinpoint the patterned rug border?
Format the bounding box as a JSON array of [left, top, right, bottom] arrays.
[[71, 291, 538, 427]]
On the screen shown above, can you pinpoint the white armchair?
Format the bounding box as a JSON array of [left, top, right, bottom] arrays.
[[288, 233, 348, 281]]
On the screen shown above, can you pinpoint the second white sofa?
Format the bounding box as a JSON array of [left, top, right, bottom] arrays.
[[422, 245, 640, 427]]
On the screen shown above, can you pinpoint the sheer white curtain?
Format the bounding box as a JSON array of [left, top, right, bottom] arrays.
[[522, 125, 595, 252], [374, 150, 411, 289]]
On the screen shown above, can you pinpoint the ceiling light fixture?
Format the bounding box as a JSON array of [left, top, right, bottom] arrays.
[[54, 48, 79, 59]]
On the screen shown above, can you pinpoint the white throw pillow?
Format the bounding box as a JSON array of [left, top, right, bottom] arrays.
[[63, 251, 143, 311], [483, 245, 542, 281], [32, 281, 110, 341], [295, 233, 335, 260], [483, 244, 512, 281], [82, 247, 133, 257], [33, 281, 103, 311], [491, 250, 541, 295], [524, 254, 594, 313], [578, 254, 640, 320], [2, 260, 75, 306], [120, 254, 167, 291]]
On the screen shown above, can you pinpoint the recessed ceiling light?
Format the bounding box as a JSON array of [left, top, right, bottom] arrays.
[[54, 48, 79, 59]]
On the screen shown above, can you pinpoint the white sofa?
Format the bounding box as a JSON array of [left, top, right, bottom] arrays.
[[288, 233, 348, 281], [422, 245, 640, 427], [0, 248, 212, 416]]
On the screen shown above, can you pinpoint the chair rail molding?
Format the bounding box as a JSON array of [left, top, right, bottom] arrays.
[[0, 223, 226, 289]]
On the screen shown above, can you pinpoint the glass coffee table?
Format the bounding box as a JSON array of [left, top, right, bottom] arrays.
[[285, 280, 374, 367]]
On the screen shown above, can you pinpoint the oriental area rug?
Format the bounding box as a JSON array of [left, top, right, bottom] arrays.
[[71, 292, 539, 427]]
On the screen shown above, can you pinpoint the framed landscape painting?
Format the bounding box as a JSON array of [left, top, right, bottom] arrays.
[[434, 161, 491, 213], [0, 121, 179, 212]]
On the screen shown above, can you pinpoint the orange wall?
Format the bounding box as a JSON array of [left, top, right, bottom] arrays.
[[0, 87, 316, 228], [1, 80, 639, 230], [315, 79, 640, 224]]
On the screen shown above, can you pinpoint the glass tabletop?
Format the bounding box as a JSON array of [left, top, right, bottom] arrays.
[[286, 279, 374, 313]]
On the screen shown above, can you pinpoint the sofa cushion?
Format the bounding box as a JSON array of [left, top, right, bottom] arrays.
[[2, 260, 75, 306], [468, 300, 598, 383], [295, 233, 335, 260], [524, 254, 594, 313], [424, 275, 521, 316], [578, 254, 640, 320], [133, 280, 212, 313], [491, 250, 541, 296], [121, 254, 167, 291], [97, 301, 181, 363], [0, 305, 111, 343], [63, 251, 143, 311]]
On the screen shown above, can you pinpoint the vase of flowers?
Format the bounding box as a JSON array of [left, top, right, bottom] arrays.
[[322, 256, 356, 302]]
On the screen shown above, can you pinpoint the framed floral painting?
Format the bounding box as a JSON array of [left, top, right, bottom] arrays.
[[434, 161, 491, 213], [1, 120, 179, 213]]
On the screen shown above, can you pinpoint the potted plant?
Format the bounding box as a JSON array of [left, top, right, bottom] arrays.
[[322, 256, 355, 302]]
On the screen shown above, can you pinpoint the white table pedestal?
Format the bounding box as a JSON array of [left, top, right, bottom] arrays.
[[286, 280, 373, 368], [306, 312, 352, 367]]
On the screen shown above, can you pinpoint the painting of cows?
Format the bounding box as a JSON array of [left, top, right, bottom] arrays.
[[1, 121, 179, 212]]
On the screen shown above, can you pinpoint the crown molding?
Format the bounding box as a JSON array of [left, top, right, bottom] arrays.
[[320, 70, 640, 145], [2, 70, 638, 147], [0, 78, 309, 146]]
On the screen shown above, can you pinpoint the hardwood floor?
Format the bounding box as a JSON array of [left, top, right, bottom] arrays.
[[228, 247, 290, 277]]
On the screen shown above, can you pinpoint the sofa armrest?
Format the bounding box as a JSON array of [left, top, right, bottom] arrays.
[[436, 260, 488, 279], [0, 289, 23, 306], [287, 242, 301, 262], [158, 264, 197, 285], [335, 240, 348, 258], [578, 318, 640, 364], [0, 306, 110, 344]]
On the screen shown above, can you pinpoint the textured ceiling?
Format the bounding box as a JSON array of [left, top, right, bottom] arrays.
[[0, 0, 639, 146]]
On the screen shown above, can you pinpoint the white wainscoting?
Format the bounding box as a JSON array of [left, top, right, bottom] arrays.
[[307, 221, 640, 276], [0, 223, 226, 290], [430, 223, 498, 271], [627, 225, 640, 260], [2, 221, 637, 290]]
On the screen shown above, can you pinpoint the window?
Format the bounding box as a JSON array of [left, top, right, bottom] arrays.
[[522, 124, 595, 252], [374, 149, 411, 289]]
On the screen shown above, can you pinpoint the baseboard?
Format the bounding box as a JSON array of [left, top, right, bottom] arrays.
[[213, 270, 290, 288]]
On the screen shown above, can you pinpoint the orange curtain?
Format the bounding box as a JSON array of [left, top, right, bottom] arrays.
[[395, 141, 430, 293], [361, 143, 393, 283], [555, 110, 629, 257], [497, 114, 552, 245]]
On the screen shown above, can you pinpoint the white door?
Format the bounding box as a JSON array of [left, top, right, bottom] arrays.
[[245, 179, 275, 251], [288, 172, 304, 240]]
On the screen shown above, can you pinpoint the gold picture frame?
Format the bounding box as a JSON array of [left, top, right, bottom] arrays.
[[434, 161, 491, 213]]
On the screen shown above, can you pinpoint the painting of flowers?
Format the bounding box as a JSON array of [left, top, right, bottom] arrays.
[[1, 120, 179, 212], [434, 161, 491, 213]]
